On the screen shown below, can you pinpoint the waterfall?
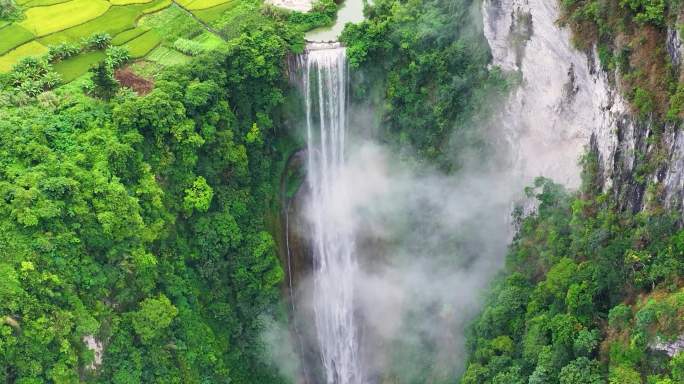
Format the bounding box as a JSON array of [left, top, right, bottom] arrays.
[[296, 42, 364, 384]]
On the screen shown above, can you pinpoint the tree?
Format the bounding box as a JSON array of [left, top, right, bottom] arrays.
[[573, 329, 600, 357], [566, 282, 595, 322], [131, 295, 178, 343], [90, 61, 118, 100], [559, 358, 604, 384], [492, 366, 526, 384], [461, 364, 488, 384], [0, 264, 22, 313], [609, 365, 641, 384], [529, 346, 556, 384], [183, 176, 214, 214], [0, 19, 295, 383]]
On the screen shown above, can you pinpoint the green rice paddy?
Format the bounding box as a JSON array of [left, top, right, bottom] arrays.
[[0, 41, 48, 72], [53, 50, 107, 82], [123, 29, 161, 58], [0, 25, 35, 55]]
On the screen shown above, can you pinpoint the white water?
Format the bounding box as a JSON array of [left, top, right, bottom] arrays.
[[298, 43, 364, 384]]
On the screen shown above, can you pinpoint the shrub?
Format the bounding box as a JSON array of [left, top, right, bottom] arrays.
[[619, 0, 666, 25], [0, 0, 21, 20], [83, 32, 111, 51], [7, 56, 61, 97], [47, 42, 81, 62], [667, 84, 684, 121], [105, 46, 130, 69], [172, 38, 205, 56], [608, 304, 632, 329], [633, 87, 655, 117], [288, 0, 337, 32]]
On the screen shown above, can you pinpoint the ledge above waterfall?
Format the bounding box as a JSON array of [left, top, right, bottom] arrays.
[[305, 41, 344, 50]]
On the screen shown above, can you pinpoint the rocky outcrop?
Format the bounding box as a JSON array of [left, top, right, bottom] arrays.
[[482, 0, 652, 212], [83, 335, 103, 371], [279, 148, 328, 384], [652, 335, 684, 357]]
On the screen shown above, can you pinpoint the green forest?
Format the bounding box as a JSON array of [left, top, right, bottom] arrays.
[[2, 0, 684, 382], [0, 4, 305, 381]]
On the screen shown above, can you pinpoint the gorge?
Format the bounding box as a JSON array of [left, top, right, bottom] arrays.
[[283, 0, 684, 382], [3, 0, 684, 382]]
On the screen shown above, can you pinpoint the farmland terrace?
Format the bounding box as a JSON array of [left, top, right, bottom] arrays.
[[0, 0, 261, 80]]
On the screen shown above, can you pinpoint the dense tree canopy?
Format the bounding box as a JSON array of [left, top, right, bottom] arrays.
[[463, 164, 684, 383], [0, 22, 299, 383], [341, 0, 510, 170]]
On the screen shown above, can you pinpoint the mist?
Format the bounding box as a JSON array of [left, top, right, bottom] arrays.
[[262, 0, 595, 380], [264, 108, 530, 382], [308, 138, 519, 380]]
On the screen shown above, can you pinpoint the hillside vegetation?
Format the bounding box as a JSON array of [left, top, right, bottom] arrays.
[[0, 25, 301, 383], [0, 0, 336, 102], [457, 137, 684, 384], [7, 0, 684, 381], [0, 0, 340, 381], [560, 0, 683, 120]]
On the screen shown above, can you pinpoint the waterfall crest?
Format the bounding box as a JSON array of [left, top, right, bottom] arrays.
[[296, 43, 365, 384]]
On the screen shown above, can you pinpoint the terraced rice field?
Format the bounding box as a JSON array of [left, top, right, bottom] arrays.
[[0, 0, 239, 80], [123, 30, 162, 58], [0, 25, 34, 55], [20, 0, 111, 36], [177, 0, 230, 10], [147, 46, 191, 65], [0, 41, 48, 72], [53, 50, 107, 82]]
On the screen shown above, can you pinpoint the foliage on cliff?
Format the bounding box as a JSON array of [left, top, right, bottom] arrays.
[[559, 0, 683, 120], [340, 0, 510, 170], [462, 160, 684, 383], [0, 22, 299, 383]]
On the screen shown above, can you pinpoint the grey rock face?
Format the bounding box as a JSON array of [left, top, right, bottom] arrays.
[[482, 0, 639, 195]]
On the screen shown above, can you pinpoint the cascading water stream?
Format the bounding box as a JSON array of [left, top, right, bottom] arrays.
[[296, 42, 364, 384]]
